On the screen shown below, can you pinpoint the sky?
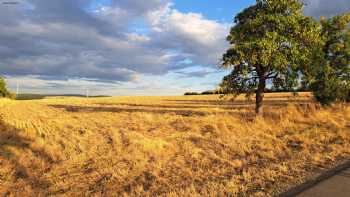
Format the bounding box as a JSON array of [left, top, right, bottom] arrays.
[[0, 0, 349, 96]]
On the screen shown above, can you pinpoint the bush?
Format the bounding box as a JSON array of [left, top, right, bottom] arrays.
[[309, 13, 350, 105], [0, 77, 12, 98], [201, 90, 215, 95], [310, 70, 350, 105], [184, 92, 199, 95]]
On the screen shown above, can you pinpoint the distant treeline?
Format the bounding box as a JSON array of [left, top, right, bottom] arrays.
[[184, 87, 309, 96], [15, 94, 111, 100], [184, 90, 222, 95]]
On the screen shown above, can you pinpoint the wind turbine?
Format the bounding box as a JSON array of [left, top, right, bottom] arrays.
[[16, 80, 19, 96]]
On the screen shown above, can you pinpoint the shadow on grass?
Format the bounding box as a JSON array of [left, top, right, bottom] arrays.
[[47, 104, 302, 123], [0, 118, 53, 195], [49, 104, 212, 117], [94, 102, 246, 109], [49, 99, 314, 124], [94, 98, 312, 110], [163, 99, 311, 106]]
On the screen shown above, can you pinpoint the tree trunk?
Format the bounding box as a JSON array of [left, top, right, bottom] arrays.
[[255, 76, 266, 115]]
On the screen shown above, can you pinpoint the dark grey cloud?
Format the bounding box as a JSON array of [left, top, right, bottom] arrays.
[[304, 0, 350, 19], [0, 0, 348, 86], [175, 69, 221, 78], [0, 0, 229, 83], [111, 0, 169, 15]]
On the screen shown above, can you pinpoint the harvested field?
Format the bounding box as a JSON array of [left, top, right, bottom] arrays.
[[0, 92, 349, 196]]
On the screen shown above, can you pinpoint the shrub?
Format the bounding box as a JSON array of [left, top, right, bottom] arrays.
[[0, 77, 12, 98], [184, 92, 199, 95], [310, 67, 349, 105], [201, 90, 215, 95], [308, 14, 350, 105]]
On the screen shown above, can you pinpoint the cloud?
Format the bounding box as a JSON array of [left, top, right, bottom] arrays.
[[147, 5, 229, 67], [4, 75, 121, 95], [0, 0, 228, 86], [174, 66, 223, 78], [303, 0, 350, 18], [176, 70, 217, 78], [0, 0, 348, 95]]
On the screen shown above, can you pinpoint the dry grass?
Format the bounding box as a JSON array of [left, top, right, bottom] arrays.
[[0, 92, 349, 196]]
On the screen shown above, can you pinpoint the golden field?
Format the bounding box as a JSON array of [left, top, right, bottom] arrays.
[[0, 92, 349, 197]]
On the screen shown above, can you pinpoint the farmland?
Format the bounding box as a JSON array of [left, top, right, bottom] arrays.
[[0, 93, 349, 196]]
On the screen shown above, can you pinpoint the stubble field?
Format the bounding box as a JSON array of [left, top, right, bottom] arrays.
[[0, 92, 349, 196]]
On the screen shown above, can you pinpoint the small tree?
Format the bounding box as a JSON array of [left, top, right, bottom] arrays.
[[220, 0, 321, 114], [308, 13, 350, 105], [0, 77, 12, 98]]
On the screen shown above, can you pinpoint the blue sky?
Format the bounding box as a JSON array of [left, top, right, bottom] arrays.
[[174, 0, 255, 22], [87, 0, 256, 21], [1, 0, 349, 96]]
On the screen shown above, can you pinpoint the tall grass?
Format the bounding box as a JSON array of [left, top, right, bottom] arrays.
[[0, 93, 349, 196]]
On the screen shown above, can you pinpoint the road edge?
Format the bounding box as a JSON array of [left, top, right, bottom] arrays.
[[278, 160, 350, 197]]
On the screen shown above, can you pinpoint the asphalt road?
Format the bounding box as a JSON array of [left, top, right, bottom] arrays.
[[296, 168, 350, 197]]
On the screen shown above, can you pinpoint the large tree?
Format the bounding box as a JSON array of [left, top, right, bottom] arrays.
[[308, 13, 350, 105], [220, 0, 321, 114]]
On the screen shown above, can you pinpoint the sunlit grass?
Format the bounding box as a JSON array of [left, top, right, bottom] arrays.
[[0, 92, 349, 196]]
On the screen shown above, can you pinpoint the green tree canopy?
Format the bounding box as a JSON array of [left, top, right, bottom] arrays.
[[220, 0, 322, 114], [0, 77, 11, 98], [308, 13, 350, 105]]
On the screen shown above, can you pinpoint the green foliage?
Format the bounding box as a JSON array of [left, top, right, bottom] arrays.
[[220, 0, 321, 113], [0, 77, 12, 98], [310, 68, 349, 105], [184, 90, 223, 96], [201, 90, 221, 95], [184, 92, 199, 95], [308, 13, 350, 105]]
